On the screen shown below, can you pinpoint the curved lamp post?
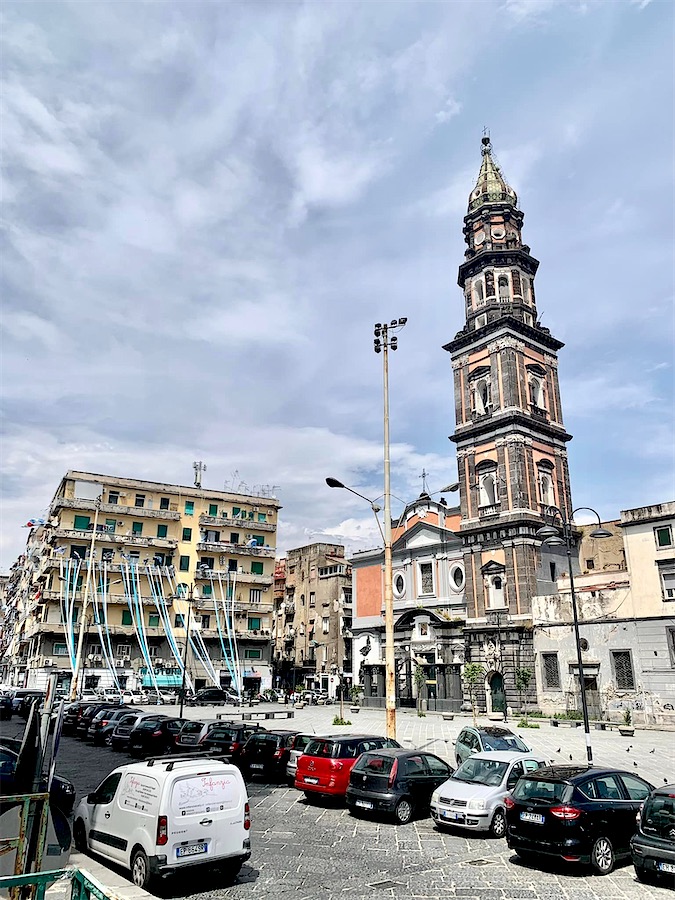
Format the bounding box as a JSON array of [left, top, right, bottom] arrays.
[[536, 506, 612, 766]]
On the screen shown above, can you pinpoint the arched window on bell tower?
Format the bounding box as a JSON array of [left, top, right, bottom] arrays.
[[469, 366, 492, 418], [536, 460, 556, 509], [473, 278, 485, 306], [498, 275, 509, 302], [475, 460, 500, 509], [529, 374, 545, 408]]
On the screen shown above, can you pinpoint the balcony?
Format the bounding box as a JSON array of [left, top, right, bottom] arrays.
[[40, 589, 171, 607], [196, 541, 275, 558], [529, 403, 549, 421], [194, 568, 272, 586], [54, 497, 181, 520], [53, 528, 177, 551], [478, 503, 501, 519], [199, 514, 275, 532], [284, 601, 295, 617], [235, 629, 272, 642]]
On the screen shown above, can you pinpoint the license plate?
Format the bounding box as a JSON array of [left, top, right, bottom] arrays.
[[659, 862, 675, 873], [250, 763, 264, 770], [176, 843, 207, 858], [441, 810, 464, 821], [304, 776, 319, 784], [355, 799, 373, 809], [520, 812, 545, 824]]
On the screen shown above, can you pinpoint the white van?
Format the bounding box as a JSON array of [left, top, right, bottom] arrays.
[[73, 756, 251, 888]]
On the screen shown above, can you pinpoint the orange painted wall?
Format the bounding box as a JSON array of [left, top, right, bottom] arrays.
[[355, 565, 383, 617]]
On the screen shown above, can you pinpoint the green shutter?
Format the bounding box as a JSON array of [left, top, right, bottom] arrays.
[[251, 561, 264, 575], [202, 584, 212, 596], [248, 617, 261, 630], [257, 513, 267, 523], [105, 519, 116, 533], [132, 522, 143, 535], [209, 504, 218, 516], [253, 535, 264, 546], [148, 614, 160, 627], [122, 610, 133, 626], [182, 527, 192, 541], [157, 524, 168, 538], [179, 556, 190, 572], [73, 515, 91, 530], [185, 501, 194, 515]]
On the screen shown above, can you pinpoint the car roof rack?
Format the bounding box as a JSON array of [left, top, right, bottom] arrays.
[[145, 750, 232, 770]]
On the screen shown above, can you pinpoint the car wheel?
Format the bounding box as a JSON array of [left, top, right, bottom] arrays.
[[73, 819, 87, 853], [131, 848, 152, 890], [394, 798, 413, 825], [515, 848, 536, 864], [218, 858, 244, 883], [591, 836, 615, 875], [634, 864, 657, 885], [489, 808, 506, 838]]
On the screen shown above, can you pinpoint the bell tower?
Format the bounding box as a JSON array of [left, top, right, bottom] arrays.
[[444, 136, 573, 626]]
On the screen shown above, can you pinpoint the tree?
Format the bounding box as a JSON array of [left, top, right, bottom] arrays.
[[515, 667, 533, 722], [413, 664, 426, 716], [462, 663, 485, 724]]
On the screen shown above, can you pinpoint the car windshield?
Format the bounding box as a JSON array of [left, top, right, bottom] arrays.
[[482, 732, 529, 752], [352, 754, 395, 775], [305, 739, 338, 758], [452, 758, 508, 785], [513, 778, 571, 804], [642, 795, 675, 840], [138, 718, 162, 730], [207, 728, 236, 741]]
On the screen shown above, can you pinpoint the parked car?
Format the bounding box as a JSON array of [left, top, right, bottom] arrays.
[[98, 688, 122, 704], [129, 717, 187, 757], [145, 690, 177, 705], [295, 734, 401, 800], [77, 703, 118, 739], [0, 743, 76, 814], [121, 689, 146, 705], [430, 750, 546, 838], [90, 707, 138, 746], [11, 689, 46, 718], [454, 725, 532, 766], [239, 730, 301, 781], [285, 733, 323, 786], [0, 691, 13, 720], [505, 765, 654, 874], [197, 721, 266, 763], [631, 783, 675, 885], [346, 748, 453, 824], [79, 691, 100, 703], [110, 711, 157, 751], [174, 719, 218, 750], [190, 688, 237, 706], [73, 756, 251, 889]]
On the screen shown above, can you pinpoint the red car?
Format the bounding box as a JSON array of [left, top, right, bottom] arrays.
[[295, 734, 400, 800]]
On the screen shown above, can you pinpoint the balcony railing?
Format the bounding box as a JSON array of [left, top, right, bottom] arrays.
[[199, 514, 275, 532], [478, 502, 501, 518], [194, 568, 272, 586], [53, 528, 177, 550], [53, 497, 181, 520], [196, 541, 275, 558]]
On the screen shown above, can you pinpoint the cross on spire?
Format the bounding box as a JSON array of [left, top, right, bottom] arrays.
[[420, 469, 430, 493]]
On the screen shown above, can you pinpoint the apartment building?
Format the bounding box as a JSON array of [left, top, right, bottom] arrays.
[[532, 502, 675, 724], [272, 544, 352, 696], [1, 470, 281, 696]]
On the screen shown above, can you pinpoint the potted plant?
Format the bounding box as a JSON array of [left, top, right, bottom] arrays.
[[349, 684, 363, 713], [618, 707, 634, 737]]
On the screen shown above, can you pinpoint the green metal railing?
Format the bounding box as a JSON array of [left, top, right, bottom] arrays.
[[0, 793, 50, 890], [0, 868, 114, 900]]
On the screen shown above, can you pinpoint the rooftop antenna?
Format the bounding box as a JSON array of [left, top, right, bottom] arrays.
[[193, 461, 207, 489]]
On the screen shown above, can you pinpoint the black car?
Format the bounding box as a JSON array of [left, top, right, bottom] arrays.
[[190, 687, 236, 707], [0, 743, 76, 815], [76, 703, 117, 738], [239, 730, 300, 780], [0, 693, 13, 720], [13, 690, 46, 719], [346, 749, 454, 824], [128, 716, 185, 757], [62, 702, 90, 735], [110, 711, 151, 751], [87, 707, 135, 745], [198, 721, 265, 763], [505, 765, 654, 874], [631, 783, 675, 885]]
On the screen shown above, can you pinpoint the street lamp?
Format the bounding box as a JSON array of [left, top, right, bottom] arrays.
[[536, 506, 612, 766], [178, 585, 198, 718]]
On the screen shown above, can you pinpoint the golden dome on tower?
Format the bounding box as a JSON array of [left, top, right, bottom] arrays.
[[468, 135, 517, 211]]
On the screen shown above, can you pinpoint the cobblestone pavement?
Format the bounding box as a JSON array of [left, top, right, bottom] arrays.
[[3, 705, 674, 899]]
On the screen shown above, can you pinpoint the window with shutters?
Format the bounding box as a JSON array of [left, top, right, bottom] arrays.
[[611, 650, 635, 690], [654, 525, 673, 548], [419, 562, 434, 595], [208, 503, 218, 517], [74, 515, 91, 531], [511, 270, 522, 296], [542, 652, 561, 690], [667, 628, 675, 667]]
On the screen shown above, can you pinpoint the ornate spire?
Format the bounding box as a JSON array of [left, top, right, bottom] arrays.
[[468, 135, 517, 212]]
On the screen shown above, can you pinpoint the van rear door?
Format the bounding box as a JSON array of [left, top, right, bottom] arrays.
[[167, 766, 247, 865]]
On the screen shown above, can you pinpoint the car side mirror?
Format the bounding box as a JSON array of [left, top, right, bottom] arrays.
[[470, 748, 477, 754], [86, 792, 97, 805]]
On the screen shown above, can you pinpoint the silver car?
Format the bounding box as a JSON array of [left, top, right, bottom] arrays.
[[430, 750, 547, 838], [285, 733, 323, 786]]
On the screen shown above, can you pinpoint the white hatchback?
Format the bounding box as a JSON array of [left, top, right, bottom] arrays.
[[74, 757, 251, 889]]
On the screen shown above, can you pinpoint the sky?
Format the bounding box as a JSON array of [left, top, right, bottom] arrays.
[[1, 0, 673, 570]]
